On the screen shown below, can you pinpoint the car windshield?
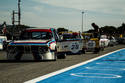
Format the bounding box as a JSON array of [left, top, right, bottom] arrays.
[[101, 35, 107, 39], [0, 38, 6, 43], [20, 32, 52, 40], [0, 39, 2, 43], [62, 34, 80, 40]]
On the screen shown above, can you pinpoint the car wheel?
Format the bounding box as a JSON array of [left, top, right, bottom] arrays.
[[93, 48, 100, 54], [57, 53, 66, 59], [81, 48, 86, 54]]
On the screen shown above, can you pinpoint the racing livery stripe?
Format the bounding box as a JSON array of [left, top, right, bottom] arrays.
[[9, 40, 56, 46], [10, 43, 47, 46], [13, 42, 49, 43], [64, 39, 82, 41], [47, 40, 56, 45]]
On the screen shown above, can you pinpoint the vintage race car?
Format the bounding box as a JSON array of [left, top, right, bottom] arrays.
[[82, 33, 102, 53], [0, 36, 7, 50], [7, 28, 66, 61], [57, 32, 84, 54], [100, 35, 110, 47], [108, 36, 117, 46]]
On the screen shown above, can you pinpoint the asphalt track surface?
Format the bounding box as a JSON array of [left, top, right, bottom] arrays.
[[0, 45, 125, 83]]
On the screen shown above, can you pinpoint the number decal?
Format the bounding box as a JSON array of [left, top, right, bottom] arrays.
[[87, 40, 96, 48], [69, 42, 81, 53], [71, 43, 79, 50]]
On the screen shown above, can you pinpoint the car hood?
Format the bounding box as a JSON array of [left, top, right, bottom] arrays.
[[9, 40, 53, 46], [13, 40, 49, 43]]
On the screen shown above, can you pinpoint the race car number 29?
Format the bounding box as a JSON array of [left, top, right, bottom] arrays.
[[71, 43, 79, 50], [70, 42, 80, 53]]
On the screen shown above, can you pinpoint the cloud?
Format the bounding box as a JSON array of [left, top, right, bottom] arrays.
[[33, 6, 44, 13], [0, 11, 11, 24], [21, 0, 125, 31], [32, 0, 125, 15], [22, 11, 46, 26]]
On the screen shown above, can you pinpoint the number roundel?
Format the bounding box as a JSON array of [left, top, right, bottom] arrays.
[[70, 42, 80, 53]]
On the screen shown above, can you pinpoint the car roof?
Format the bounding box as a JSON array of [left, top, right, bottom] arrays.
[[25, 27, 55, 32], [27, 27, 54, 30]]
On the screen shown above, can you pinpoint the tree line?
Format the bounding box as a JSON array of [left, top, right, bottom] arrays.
[[87, 23, 125, 37], [0, 23, 125, 39]]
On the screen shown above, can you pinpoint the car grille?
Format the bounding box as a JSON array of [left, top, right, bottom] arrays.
[[13, 46, 48, 53]]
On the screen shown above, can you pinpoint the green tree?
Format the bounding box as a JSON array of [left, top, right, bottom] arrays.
[[57, 28, 68, 34], [100, 26, 117, 36], [117, 23, 125, 34]]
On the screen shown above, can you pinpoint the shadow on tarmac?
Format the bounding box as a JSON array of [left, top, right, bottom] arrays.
[[0, 60, 55, 63]]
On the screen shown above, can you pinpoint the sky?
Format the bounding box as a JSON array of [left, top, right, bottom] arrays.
[[0, 0, 125, 32]]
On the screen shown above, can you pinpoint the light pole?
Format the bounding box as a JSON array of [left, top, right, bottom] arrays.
[[82, 11, 84, 33], [11, 0, 21, 40], [12, 0, 21, 25], [18, 0, 21, 25]]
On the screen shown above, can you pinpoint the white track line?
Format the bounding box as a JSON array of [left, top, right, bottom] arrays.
[[24, 48, 124, 83]]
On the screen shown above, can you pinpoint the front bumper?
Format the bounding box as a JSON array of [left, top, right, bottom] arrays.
[[7, 45, 56, 60]]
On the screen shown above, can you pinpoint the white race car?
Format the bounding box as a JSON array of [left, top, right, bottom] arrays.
[[7, 28, 66, 61], [57, 32, 84, 54], [100, 35, 110, 47], [0, 36, 7, 50]]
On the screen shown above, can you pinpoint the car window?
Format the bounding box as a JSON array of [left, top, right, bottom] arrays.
[[62, 33, 81, 40], [32, 32, 52, 40], [63, 34, 73, 40], [20, 31, 52, 40], [101, 35, 107, 39], [0, 39, 2, 43]]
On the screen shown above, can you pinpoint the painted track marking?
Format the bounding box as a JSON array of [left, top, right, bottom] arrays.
[[85, 67, 125, 71], [24, 48, 124, 83], [70, 73, 122, 78]]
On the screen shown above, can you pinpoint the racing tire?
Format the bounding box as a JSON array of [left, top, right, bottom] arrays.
[[81, 48, 86, 54], [57, 53, 66, 59], [93, 48, 100, 54]]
